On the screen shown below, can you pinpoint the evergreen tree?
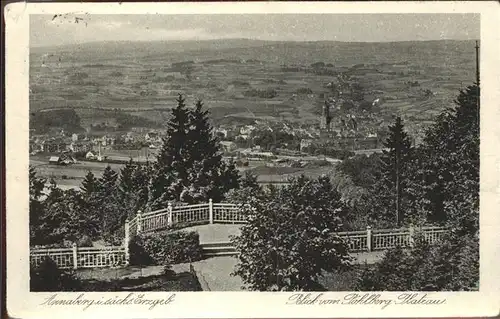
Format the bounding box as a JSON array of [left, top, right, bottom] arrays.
[[148, 94, 190, 209], [132, 163, 151, 214], [418, 85, 479, 232], [80, 171, 98, 198], [220, 158, 240, 194], [182, 100, 235, 202], [148, 96, 240, 207], [118, 159, 135, 195], [98, 165, 118, 197], [29, 166, 46, 201], [90, 166, 122, 240], [240, 170, 260, 189], [117, 159, 139, 218], [372, 116, 414, 226]]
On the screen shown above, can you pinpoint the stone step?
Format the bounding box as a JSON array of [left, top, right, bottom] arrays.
[[201, 241, 234, 248], [204, 251, 239, 257]]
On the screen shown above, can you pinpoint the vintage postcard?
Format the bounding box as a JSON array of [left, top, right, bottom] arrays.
[[4, 1, 500, 318]]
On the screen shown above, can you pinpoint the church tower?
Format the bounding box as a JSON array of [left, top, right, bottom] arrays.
[[320, 101, 332, 131]]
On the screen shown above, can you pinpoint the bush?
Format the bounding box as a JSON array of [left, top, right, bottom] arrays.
[[355, 233, 479, 291], [130, 231, 203, 266], [30, 258, 81, 291]]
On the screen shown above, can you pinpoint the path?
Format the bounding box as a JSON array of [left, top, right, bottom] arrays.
[[179, 224, 386, 290]]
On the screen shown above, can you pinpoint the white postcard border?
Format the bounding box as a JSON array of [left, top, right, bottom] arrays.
[[5, 2, 500, 318]]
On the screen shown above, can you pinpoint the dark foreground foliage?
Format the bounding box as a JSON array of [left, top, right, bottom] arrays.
[[129, 230, 203, 266], [30, 258, 82, 291], [356, 234, 479, 291], [30, 257, 202, 292]]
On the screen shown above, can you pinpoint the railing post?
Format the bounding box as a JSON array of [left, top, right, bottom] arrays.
[[124, 218, 130, 265], [366, 226, 372, 252], [409, 224, 415, 248], [209, 198, 214, 224], [136, 210, 142, 235], [167, 202, 173, 227], [72, 243, 78, 270]]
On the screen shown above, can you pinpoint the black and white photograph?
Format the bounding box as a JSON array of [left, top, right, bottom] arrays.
[[5, 2, 500, 318]]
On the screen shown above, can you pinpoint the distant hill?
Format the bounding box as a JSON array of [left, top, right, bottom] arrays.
[[30, 39, 477, 67], [30, 38, 272, 63]]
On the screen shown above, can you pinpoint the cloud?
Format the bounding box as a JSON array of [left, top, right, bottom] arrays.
[[30, 13, 480, 47]]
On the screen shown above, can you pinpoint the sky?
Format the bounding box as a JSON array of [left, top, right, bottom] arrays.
[[30, 14, 480, 47]]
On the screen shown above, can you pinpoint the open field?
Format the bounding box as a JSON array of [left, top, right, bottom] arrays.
[[31, 40, 476, 132]]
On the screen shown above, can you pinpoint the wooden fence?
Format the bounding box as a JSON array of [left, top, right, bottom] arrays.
[[30, 200, 448, 269]]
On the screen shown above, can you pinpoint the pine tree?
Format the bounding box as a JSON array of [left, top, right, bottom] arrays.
[[373, 116, 414, 226], [240, 170, 260, 189], [183, 100, 223, 202], [183, 100, 240, 202], [29, 166, 46, 201], [118, 159, 135, 195], [131, 163, 150, 213], [98, 165, 118, 197], [149, 97, 240, 207], [148, 94, 190, 209], [91, 165, 122, 238], [80, 171, 98, 198], [419, 84, 479, 233]]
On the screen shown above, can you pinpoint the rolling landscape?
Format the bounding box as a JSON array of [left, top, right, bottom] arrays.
[[31, 39, 476, 126], [30, 39, 477, 189]]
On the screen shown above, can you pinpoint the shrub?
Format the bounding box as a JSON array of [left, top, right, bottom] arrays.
[[30, 258, 81, 291], [130, 231, 203, 266], [356, 233, 479, 291]]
